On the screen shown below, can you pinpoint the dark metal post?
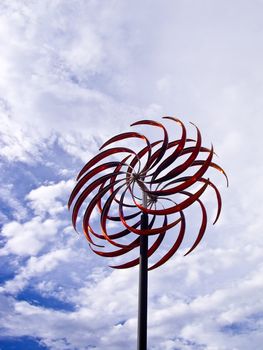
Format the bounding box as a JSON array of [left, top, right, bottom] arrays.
[[137, 212, 148, 350]]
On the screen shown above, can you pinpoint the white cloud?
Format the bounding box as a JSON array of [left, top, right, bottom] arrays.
[[1, 255, 263, 349], [26, 179, 74, 217], [0, 184, 27, 221], [0, 0, 142, 163], [0, 248, 73, 294], [0, 111, 44, 163], [1, 217, 61, 257]]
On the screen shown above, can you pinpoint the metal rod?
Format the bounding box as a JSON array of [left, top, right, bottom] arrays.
[[137, 192, 148, 350]]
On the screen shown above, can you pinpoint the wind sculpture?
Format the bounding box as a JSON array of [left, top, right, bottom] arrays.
[[68, 117, 228, 350]]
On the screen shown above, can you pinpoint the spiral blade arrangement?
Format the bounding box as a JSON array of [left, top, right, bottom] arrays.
[[68, 117, 228, 270]]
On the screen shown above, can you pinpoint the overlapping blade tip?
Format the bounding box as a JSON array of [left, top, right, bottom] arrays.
[[147, 146, 214, 196], [149, 125, 202, 183], [149, 211, 186, 270], [72, 173, 126, 230], [68, 161, 127, 209], [152, 117, 186, 180], [131, 120, 169, 170], [183, 192, 207, 256], [76, 147, 135, 180]]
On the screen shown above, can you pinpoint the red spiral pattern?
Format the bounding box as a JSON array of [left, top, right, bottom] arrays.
[[68, 117, 228, 270]]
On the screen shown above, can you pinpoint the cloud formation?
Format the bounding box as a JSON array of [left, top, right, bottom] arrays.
[[1, 0, 263, 349]]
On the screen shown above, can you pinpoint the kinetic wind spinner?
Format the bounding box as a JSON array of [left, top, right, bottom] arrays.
[[69, 117, 227, 268], [68, 116, 228, 349]]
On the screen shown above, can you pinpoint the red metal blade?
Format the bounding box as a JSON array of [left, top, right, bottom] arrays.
[[182, 191, 207, 256], [146, 146, 214, 196], [151, 117, 187, 180], [149, 210, 186, 270], [76, 147, 136, 180]]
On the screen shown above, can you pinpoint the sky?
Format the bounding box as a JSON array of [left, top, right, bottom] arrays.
[[0, 0, 263, 349]]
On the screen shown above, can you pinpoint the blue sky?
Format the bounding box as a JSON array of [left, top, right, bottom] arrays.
[[0, 0, 263, 349]]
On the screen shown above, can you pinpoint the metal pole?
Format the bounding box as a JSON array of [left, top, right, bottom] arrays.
[[137, 194, 148, 350]]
